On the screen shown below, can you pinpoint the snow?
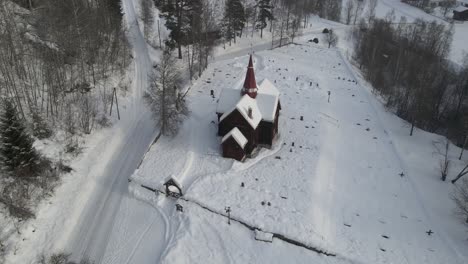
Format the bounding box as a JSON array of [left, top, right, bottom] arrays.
[[217, 87, 280, 123], [254, 229, 273, 243], [216, 88, 242, 115], [132, 40, 468, 264], [256, 93, 279, 122], [259, 79, 280, 97], [5, 1, 468, 263], [222, 128, 248, 149], [114, 4, 468, 262], [1, 0, 165, 261], [164, 175, 183, 191], [216, 60, 280, 125], [454, 6, 468, 12], [220, 94, 263, 129]]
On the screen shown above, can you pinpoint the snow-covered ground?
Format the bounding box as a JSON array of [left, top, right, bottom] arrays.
[[131, 39, 468, 263], [4, 1, 468, 263]]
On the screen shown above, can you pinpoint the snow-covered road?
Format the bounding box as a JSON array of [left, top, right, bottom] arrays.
[[66, 0, 161, 262]]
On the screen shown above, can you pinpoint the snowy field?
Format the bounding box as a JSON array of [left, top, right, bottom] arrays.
[[130, 41, 468, 264], [3, 1, 468, 263]]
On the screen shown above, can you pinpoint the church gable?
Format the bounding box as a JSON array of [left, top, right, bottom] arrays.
[[220, 94, 262, 130], [218, 109, 254, 137]]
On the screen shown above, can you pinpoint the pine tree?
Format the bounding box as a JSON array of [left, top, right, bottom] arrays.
[[158, 0, 202, 59], [0, 100, 40, 177], [222, 0, 246, 45], [256, 0, 274, 38]]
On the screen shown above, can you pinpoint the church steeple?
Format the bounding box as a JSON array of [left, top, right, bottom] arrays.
[[242, 55, 258, 99]]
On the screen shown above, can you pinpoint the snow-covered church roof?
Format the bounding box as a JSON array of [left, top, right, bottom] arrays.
[[222, 127, 248, 149], [216, 79, 280, 123], [454, 5, 468, 12], [220, 94, 263, 129]]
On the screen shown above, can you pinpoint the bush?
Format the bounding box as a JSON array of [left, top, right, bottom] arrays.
[[31, 110, 53, 139], [96, 114, 111, 128], [38, 252, 94, 264]]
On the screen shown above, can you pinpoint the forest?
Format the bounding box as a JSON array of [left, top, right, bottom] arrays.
[[0, 0, 129, 222]]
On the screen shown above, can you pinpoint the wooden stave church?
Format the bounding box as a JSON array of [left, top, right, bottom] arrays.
[[216, 55, 281, 161]]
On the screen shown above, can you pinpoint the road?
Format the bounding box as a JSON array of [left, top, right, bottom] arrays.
[[67, 0, 160, 262]]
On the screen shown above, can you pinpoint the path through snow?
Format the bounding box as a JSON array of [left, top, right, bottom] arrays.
[[65, 0, 163, 262]]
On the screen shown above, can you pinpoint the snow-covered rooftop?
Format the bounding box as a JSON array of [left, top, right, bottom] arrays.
[[217, 78, 280, 123], [163, 175, 183, 190], [216, 88, 241, 114], [254, 229, 273, 243], [220, 94, 263, 129], [258, 79, 280, 97], [222, 127, 248, 149], [454, 5, 468, 12]]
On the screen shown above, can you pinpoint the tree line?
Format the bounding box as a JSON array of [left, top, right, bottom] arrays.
[[153, 0, 344, 65], [0, 0, 129, 222], [354, 16, 468, 142]]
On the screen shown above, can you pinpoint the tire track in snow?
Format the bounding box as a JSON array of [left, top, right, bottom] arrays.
[[123, 210, 161, 264]]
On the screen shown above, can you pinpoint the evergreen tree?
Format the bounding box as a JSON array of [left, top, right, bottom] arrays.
[[158, 0, 202, 59], [256, 0, 274, 38], [0, 100, 40, 177], [222, 0, 246, 44]]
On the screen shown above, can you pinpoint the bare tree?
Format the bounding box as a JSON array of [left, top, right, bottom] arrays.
[[459, 114, 468, 160], [452, 163, 468, 184], [441, 0, 456, 17], [353, 0, 365, 25], [78, 95, 97, 135], [367, 0, 378, 24], [452, 178, 468, 226], [145, 47, 187, 136], [325, 29, 338, 48], [438, 139, 451, 181], [344, 0, 356, 25]]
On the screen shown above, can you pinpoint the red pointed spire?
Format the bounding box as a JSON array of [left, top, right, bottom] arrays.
[[242, 55, 258, 98]]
